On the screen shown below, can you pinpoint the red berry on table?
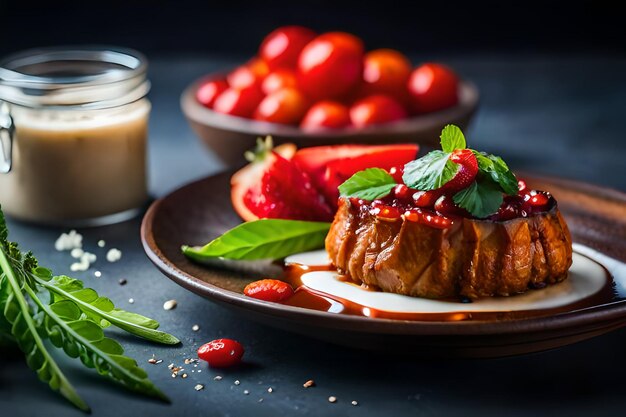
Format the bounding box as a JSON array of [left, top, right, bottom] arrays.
[[349, 95, 407, 127], [213, 85, 264, 118], [300, 101, 351, 130], [244, 279, 295, 302], [253, 87, 309, 125], [407, 63, 459, 114], [260, 25, 317, 70], [197, 339, 244, 368], [196, 79, 228, 108], [297, 32, 364, 100]]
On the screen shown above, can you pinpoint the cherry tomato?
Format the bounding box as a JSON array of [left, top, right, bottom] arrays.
[[260, 26, 317, 70], [253, 88, 309, 125], [362, 49, 412, 100], [300, 101, 351, 130], [247, 57, 270, 79], [261, 69, 298, 95], [297, 32, 364, 100], [196, 78, 228, 109], [227, 65, 262, 90], [243, 279, 295, 302], [213, 85, 264, 118], [407, 63, 459, 114], [197, 339, 244, 368], [349, 94, 407, 127]]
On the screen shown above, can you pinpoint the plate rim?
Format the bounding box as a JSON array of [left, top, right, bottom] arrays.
[[141, 171, 626, 337]]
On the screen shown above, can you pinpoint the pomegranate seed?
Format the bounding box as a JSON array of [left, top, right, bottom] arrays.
[[518, 180, 527, 193], [403, 209, 421, 222], [393, 184, 411, 200], [412, 190, 441, 207], [388, 166, 404, 183], [529, 193, 549, 207]]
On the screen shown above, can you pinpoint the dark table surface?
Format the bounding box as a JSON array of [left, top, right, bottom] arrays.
[[3, 53, 626, 417]]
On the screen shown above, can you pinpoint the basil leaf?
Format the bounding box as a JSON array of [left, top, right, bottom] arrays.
[[440, 124, 466, 152], [182, 219, 331, 261], [402, 150, 458, 191], [338, 168, 397, 200], [453, 177, 504, 218], [472, 151, 519, 196]]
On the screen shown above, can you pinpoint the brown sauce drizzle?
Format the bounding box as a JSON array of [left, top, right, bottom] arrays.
[[280, 258, 616, 322]]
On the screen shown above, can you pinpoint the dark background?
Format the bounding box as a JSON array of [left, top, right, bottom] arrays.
[[1, 0, 625, 57]]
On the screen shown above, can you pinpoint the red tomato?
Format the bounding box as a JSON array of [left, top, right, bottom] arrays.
[[407, 63, 459, 114], [300, 101, 351, 130], [262, 69, 298, 95], [260, 26, 317, 70], [253, 88, 309, 125], [349, 95, 407, 127], [227, 65, 261, 90], [243, 279, 295, 302], [297, 32, 364, 100], [362, 49, 412, 100], [197, 339, 244, 368], [196, 79, 228, 109], [247, 57, 270, 79], [213, 85, 264, 118]]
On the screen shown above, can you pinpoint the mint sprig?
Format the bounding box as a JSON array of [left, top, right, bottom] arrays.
[[453, 175, 504, 218], [183, 219, 331, 261], [440, 124, 467, 152], [402, 150, 458, 191], [473, 151, 519, 196], [338, 168, 397, 200]]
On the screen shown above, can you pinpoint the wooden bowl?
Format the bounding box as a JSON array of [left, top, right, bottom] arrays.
[[180, 75, 479, 166]]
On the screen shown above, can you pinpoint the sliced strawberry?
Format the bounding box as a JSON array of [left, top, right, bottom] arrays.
[[243, 152, 334, 221], [441, 149, 478, 193], [231, 137, 333, 222], [244, 279, 295, 302], [292, 144, 419, 209]]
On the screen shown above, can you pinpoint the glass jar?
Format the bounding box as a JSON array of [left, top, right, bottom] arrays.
[[0, 47, 151, 225]]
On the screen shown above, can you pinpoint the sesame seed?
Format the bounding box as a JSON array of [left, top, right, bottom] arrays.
[[94, 271, 102, 278], [98, 240, 106, 248], [328, 396, 337, 403], [118, 278, 127, 285], [148, 358, 157, 364], [171, 373, 177, 378], [214, 376, 223, 381], [163, 299, 177, 311], [168, 363, 174, 369], [351, 401, 358, 406], [234, 380, 240, 385], [192, 324, 200, 332], [155, 359, 163, 364], [267, 387, 273, 393], [258, 399, 263, 403], [182, 373, 188, 379], [71, 248, 84, 258], [197, 370, 202, 373], [243, 390, 249, 395], [194, 384, 204, 391], [128, 298, 134, 304], [303, 379, 315, 388]]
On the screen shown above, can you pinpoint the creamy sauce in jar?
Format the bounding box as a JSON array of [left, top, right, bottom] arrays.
[[0, 47, 151, 225]]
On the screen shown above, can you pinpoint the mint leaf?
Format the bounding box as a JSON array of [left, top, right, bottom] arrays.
[[453, 176, 504, 218], [440, 124, 466, 152], [182, 219, 331, 261], [472, 151, 519, 196], [403, 150, 458, 191], [338, 168, 397, 200]]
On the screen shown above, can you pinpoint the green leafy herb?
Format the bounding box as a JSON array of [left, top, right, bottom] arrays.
[[473, 151, 519, 196], [0, 206, 179, 412], [182, 219, 331, 261], [453, 176, 504, 218], [440, 124, 466, 152], [402, 150, 458, 191], [338, 168, 397, 200]]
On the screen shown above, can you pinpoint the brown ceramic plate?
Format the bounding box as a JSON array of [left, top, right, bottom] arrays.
[[141, 171, 626, 358], [181, 74, 478, 166]]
